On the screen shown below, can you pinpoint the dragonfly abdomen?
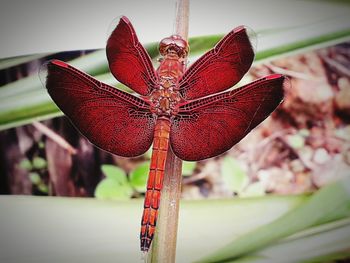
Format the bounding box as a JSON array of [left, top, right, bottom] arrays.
[[140, 117, 170, 252]]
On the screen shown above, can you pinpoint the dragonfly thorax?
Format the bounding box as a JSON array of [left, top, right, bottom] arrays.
[[150, 77, 181, 116]]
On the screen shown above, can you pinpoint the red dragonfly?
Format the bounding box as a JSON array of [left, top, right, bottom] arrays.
[[44, 16, 286, 252]]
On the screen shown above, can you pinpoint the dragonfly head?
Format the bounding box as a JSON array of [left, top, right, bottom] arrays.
[[159, 35, 189, 58]]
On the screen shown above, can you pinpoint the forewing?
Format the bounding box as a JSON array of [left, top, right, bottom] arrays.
[[44, 59, 156, 157], [106, 16, 158, 95], [178, 26, 254, 100], [170, 75, 287, 161]]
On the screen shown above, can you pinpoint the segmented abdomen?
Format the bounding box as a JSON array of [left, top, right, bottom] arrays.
[[140, 117, 170, 252]]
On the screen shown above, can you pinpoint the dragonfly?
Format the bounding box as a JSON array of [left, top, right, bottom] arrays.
[[44, 16, 286, 252]]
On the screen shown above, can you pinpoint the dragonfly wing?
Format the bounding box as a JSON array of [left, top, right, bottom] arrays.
[[44, 59, 156, 157], [170, 75, 287, 161], [107, 16, 158, 95], [178, 26, 254, 100]]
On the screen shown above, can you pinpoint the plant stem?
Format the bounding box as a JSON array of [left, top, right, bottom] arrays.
[[173, 0, 189, 38], [148, 0, 189, 262], [148, 150, 183, 262], [32, 121, 77, 155]]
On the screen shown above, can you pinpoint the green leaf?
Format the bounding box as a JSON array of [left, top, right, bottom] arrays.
[[200, 177, 350, 262], [287, 134, 305, 149], [37, 182, 48, 193], [0, 191, 347, 263], [236, 218, 350, 263], [0, 192, 306, 263], [1, 15, 350, 131], [94, 177, 133, 200], [101, 164, 126, 183], [32, 157, 47, 170], [19, 158, 32, 170], [299, 129, 310, 137], [182, 161, 196, 177], [129, 162, 150, 193], [221, 156, 248, 194], [143, 146, 153, 159], [240, 182, 266, 198], [38, 141, 45, 149], [0, 53, 51, 70], [96, 164, 133, 200], [29, 172, 41, 185]]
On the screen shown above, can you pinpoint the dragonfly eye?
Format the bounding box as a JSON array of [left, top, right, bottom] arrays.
[[174, 39, 186, 48], [159, 35, 189, 58]]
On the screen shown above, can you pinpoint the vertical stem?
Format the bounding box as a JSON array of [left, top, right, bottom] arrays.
[[148, 0, 189, 262], [148, 149, 183, 262], [173, 0, 190, 39]]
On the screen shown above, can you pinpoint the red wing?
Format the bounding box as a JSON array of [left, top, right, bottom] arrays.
[[44, 59, 156, 157], [106, 16, 158, 96], [170, 75, 287, 161], [178, 26, 254, 100]]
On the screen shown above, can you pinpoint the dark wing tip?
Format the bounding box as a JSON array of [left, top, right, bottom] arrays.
[[234, 25, 246, 33], [50, 59, 68, 68], [265, 74, 284, 80], [271, 73, 290, 93], [265, 74, 289, 106], [120, 15, 130, 24], [39, 60, 68, 89], [263, 74, 288, 94]]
